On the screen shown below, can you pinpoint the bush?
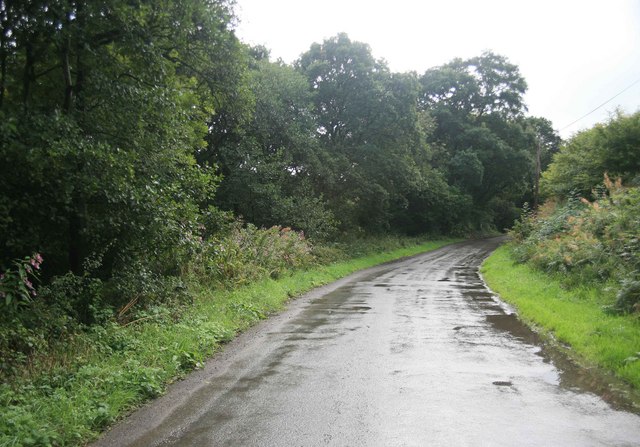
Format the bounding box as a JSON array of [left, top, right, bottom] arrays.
[[0, 254, 42, 312], [613, 279, 640, 314], [0, 254, 53, 375], [510, 180, 640, 312], [188, 222, 314, 287], [39, 273, 106, 325], [104, 267, 191, 324]]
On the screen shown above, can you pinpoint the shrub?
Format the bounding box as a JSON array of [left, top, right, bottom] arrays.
[[510, 180, 640, 311], [0, 254, 52, 375], [0, 254, 43, 312], [39, 273, 106, 325], [612, 279, 640, 314], [188, 222, 314, 287], [104, 267, 191, 324]]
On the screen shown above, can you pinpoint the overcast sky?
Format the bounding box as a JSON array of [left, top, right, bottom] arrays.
[[234, 0, 640, 139]]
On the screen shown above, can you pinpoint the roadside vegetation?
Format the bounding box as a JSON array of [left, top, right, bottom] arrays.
[[1, 236, 457, 446], [483, 110, 640, 393], [2, 0, 543, 407]]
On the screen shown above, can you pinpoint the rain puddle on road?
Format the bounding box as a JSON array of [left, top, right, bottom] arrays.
[[455, 261, 640, 414]]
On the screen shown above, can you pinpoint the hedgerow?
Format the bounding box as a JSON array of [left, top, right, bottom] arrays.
[[511, 176, 640, 314]]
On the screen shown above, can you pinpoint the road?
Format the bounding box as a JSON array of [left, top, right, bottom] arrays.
[[95, 238, 640, 446]]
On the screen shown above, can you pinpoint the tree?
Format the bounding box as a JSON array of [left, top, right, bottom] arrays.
[[541, 111, 640, 199], [208, 53, 336, 238], [520, 116, 562, 207], [420, 51, 527, 120], [0, 0, 244, 281], [296, 34, 450, 233], [419, 52, 534, 230]]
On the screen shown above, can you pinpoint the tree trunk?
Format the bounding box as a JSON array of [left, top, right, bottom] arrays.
[[63, 0, 86, 274], [73, 0, 84, 114], [22, 42, 34, 110], [61, 34, 73, 113]]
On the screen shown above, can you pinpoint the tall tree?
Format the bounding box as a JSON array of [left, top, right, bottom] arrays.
[[208, 52, 336, 238], [296, 33, 450, 233], [420, 51, 527, 120], [0, 0, 244, 278], [419, 52, 534, 229]]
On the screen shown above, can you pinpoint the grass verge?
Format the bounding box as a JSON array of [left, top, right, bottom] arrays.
[[1, 238, 458, 447], [481, 245, 640, 391]]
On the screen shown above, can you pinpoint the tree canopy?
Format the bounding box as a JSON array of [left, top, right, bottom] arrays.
[[418, 52, 552, 229], [542, 111, 640, 198], [0, 0, 244, 278], [1, 2, 561, 328]]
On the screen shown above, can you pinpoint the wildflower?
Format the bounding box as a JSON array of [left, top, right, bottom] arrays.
[[30, 253, 43, 270]]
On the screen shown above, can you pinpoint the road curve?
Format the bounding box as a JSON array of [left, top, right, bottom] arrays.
[[95, 238, 640, 446]]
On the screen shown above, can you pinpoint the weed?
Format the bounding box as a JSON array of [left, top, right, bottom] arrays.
[[510, 183, 640, 309]]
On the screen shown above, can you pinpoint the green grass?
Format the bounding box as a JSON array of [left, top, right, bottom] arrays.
[[1, 238, 458, 447], [481, 245, 640, 390]]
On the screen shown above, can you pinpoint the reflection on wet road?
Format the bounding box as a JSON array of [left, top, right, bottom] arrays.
[[96, 238, 640, 446]]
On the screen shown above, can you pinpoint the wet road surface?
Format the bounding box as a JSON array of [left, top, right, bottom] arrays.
[[96, 238, 640, 446]]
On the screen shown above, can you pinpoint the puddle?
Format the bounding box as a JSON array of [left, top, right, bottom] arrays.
[[486, 311, 640, 411], [453, 265, 640, 413]]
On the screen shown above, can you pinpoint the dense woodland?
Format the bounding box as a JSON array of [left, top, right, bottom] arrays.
[[1, 0, 556, 352]]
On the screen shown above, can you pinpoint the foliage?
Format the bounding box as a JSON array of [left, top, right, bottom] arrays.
[[205, 56, 337, 239], [292, 33, 474, 234], [231, 225, 308, 280], [542, 111, 640, 199], [511, 180, 640, 313], [0, 0, 241, 279], [0, 3, 569, 442], [419, 51, 558, 230], [189, 222, 315, 287], [419, 51, 527, 119], [0, 254, 42, 311]]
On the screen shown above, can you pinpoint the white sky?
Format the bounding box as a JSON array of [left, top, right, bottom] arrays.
[[234, 0, 640, 139]]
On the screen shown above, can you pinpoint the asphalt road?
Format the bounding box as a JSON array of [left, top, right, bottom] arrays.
[[95, 238, 640, 446]]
